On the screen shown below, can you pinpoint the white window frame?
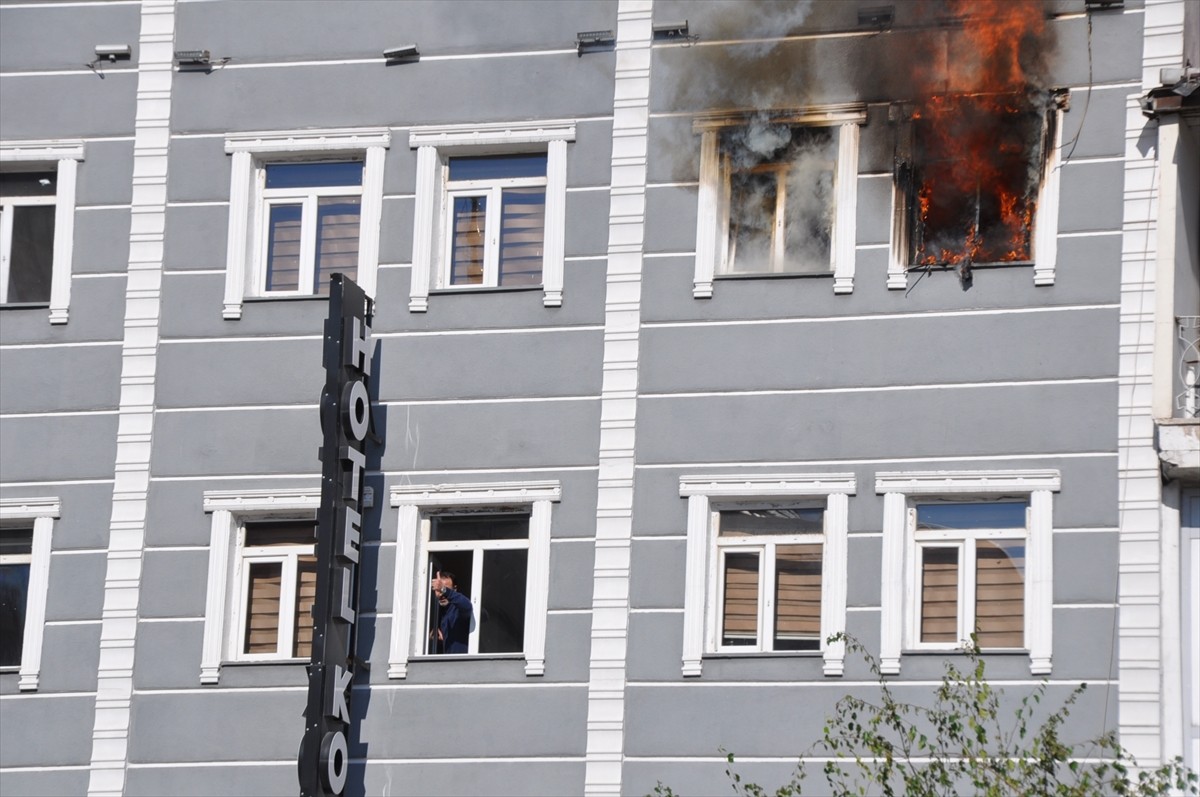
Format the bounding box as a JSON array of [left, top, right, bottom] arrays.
[[0, 497, 58, 691], [441, 166, 548, 290], [388, 481, 560, 678], [408, 121, 574, 312], [255, 164, 365, 298], [693, 107, 864, 299], [230, 523, 315, 663], [200, 487, 321, 683], [679, 473, 855, 677], [876, 469, 1059, 675], [0, 141, 84, 324], [886, 96, 1065, 290], [222, 128, 389, 320]]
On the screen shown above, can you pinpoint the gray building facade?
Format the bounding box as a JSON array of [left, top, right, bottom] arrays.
[[0, 1, 1195, 795]]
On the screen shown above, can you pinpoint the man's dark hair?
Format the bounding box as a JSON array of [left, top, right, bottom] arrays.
[[440, 571, 456, 587]]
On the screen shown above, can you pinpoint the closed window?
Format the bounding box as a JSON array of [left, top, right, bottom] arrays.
[[423, 514, 529, 656], [0, 529, 33, 668], [443, 155, 546, 289], [716, 507, 824, 652], [258, 161, 363, 296], [911, 501, 1027, 649], [234, 521, 317, 661], [0, 172, 56, 304]]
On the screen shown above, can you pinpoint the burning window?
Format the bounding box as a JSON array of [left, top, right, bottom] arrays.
[[897, 93, 1057, 274], [720, 124, 837, 275]]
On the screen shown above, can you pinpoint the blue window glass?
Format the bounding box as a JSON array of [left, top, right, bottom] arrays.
[[448, 154, 547, 182], [265, 161, 362, 189], [916, 502, 1027, 530]]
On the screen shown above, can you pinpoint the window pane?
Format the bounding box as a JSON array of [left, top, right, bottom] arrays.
[[719, 507, 824, 537], [727, 169, 779, 273], [7, 205, 55, 303], [265, 161, 362, 189], [916, 502, 1027, 530], [497, 187, 544, 286], [721, 551, 759, 647], [0, 172, 55, 197], [244, 562, 283, 654], [431, 515, 529, 543], [244, 521, 315, 548], [975, 540, 1025, 648], [449, 195, 486, 285], [0, 530, 33, 557], [293, 555, 318, 658], [920, 547, 959, 643], [0, 562, 30, 668], [775, 543, 822, 651], [479, 548, 526, 654], [448, 154, 547, 182], [265, 204, 303, 291], [313, 196, 361, 292]]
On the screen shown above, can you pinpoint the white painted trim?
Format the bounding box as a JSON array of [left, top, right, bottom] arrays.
[[88, 3, 172, 791], [0, 498, 61, 519], [386, 481, 561, 679], [409, 120, 576, 151], [1032, 106, 1064, 286], [197, 491, 320, 684], [679, 473, 856, 678], [875, 469, 1062, 495], [225, 128, 390, 154], [542, 139, 568, 307], [408, 146, 438, 312], [1, 141, 84, 324], [876, 470, 1060, 675], [221, 129, 388, 319], [831, 122, 860, 295], [692, 131, 719, 299]]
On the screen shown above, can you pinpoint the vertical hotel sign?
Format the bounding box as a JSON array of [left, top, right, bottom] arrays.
[[299, 275, 372, 797]]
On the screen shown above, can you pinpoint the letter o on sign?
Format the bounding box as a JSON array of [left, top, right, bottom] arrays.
[[320, 731, 348, 794], [341, 380, 369, 443]]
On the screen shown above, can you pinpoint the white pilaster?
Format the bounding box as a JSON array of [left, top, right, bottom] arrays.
[[222, 149, 252, 319], [879, 491, 906, 674], [692, 130, 719, 299], [543, 138, 568, 307], [584, 2, 651, 793], [87, 2, 174, 793], [48, 157, 77, 324], [408, 145, 438, 312], [831, 123, 859, 295], [199, 509, 233, 684], [1027, 489, 1054, 674], [680, 494, 710, 676], [822, 492, 849, 675], [357, 144, 387, 299]]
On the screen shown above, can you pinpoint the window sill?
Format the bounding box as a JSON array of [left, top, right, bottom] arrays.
[[222, 657, 308, 667], [430, 284, 544, 296], [243, 295, 329, 304], [714, 271, 833, 281], [901, 648, 1029, 656], [705, 650, 822, 660], [0, 302, 51, 310], [905, 260, 1033, 272], [410, 653, 525, 662]]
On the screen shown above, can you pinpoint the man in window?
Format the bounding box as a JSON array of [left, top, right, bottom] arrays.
[[430, 570, 473, 654]]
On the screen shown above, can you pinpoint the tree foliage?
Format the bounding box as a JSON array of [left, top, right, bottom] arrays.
[[652, 634, 1198, 797]]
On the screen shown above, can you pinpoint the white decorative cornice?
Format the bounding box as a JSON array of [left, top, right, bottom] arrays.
[[875, 469, 1061, 494], [681, 473, 857, 498], [409, 120, 576, 150], [0, 497, 61, 520], [692, 104, 868, 132], [224, 127, 390, 154], [202, 487, 322, 513], [390, 481, 561, 507], [0, 140, 85, 162]]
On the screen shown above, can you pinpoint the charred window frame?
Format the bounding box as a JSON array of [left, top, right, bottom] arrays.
[[887, 92, 1067, 289], [694, 107, 865, 298], [0, 141, 83, 325]]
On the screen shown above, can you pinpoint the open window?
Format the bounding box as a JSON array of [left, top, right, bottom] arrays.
[[888, 92, 1067, 289], [408, 121, 574, 311], [222, 129, 389, 319], [0, 140, 83, 324], [693, 108, 864, 298], [0, 497, 57, 691], [388, 481, 559, 678]]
